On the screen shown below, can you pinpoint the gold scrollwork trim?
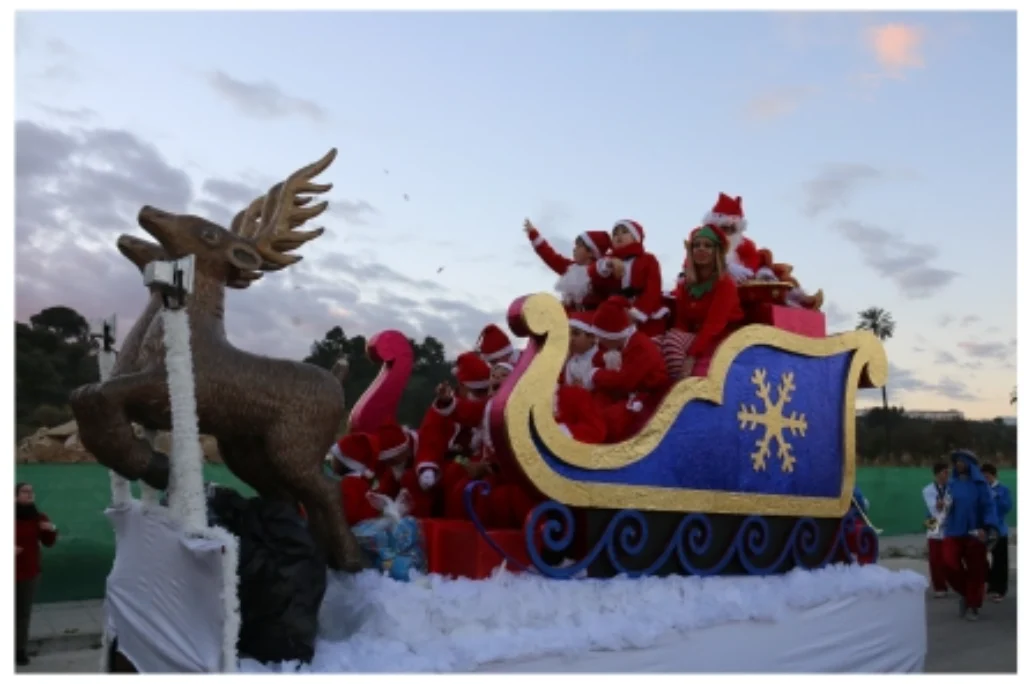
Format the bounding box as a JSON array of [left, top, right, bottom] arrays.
[[502, 293, 888, 517]]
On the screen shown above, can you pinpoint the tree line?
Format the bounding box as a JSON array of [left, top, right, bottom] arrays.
[[14, 305, 1018, 467]]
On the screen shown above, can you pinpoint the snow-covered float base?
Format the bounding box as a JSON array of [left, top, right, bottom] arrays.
[[241, 563, 928, 673]]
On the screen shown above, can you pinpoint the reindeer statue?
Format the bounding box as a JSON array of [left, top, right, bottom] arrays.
[[70, 149, 364, 571]]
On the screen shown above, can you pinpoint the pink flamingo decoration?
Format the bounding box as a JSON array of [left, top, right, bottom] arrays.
[[347, 330, 414, 434]]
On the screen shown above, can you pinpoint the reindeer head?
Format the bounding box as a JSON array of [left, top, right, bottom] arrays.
[[134, 148, 338, 290], [116, 234, 167, 273]]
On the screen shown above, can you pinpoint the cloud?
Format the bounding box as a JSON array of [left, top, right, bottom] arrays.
[[822, 301, 852, 329], [865, 24, 925, 78], [801, 164, 882, 217], [831, 219, 958, 298], [884, 363, 978, 403], [205, 70, 328, 123], [960, 314, 980, 328], [330, 200, 379, 226], [35, 104, 97, 122], [934, 350, 958, 366], [743, 86, 818, 122], [957, 340, 1016, 366], [15, 119, 502, 362], [936, 314, 954, 328]]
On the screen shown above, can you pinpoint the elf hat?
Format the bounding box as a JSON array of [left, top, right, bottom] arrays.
[[454, 352, 493, 391], [376, 421, 411, 462], [579, 230, 612, 258], [568, 310, 595, 335], [335, 432, 379, 476]]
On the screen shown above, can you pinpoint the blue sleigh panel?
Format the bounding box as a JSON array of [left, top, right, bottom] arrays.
[[492, 294, 888, 519]]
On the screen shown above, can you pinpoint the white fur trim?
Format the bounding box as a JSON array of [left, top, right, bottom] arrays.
[[596, 257, 614, 278], [335, 452, 372, 477], [627, 399, 644, 413], [204, 524, 241, 672], [555, 263, 592, 307], [603, 349, 623, 371], [558, 423, 573, 437], [415, 461, 440, 474], [462, 378, 492, 391], [614, 219, 642, 243], [593, 323, 635, 341], [494, 361, 514, 373], [702, 211, 747, 233], [755, 267, 778, 281], [582, 367, 598, 391], [378, 442, 408, 462], [531, 235, 545, 247], [162, 308, 206, 532], [628, 307, 648, 323], [578, 232, 599, 256], [434, 398, 458, 417], [479, 345, 513, 363], [481, 399, 495, 449], [568, 317, 594, 334]]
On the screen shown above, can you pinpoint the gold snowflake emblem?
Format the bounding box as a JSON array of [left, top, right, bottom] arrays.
[[737, 369, 808, 473]]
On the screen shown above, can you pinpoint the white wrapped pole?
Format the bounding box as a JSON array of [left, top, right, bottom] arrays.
[[139, 429, 162, 507], [98, 351, 133, 506], [161, 307, 206, 532]]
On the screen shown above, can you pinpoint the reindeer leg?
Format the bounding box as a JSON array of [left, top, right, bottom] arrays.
[[219, 441, 289, 500], [70, 371, 171, 490]]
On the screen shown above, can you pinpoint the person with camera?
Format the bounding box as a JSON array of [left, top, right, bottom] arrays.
[[16, 482, 59, 666], [981, 462, 1013, 602], [942, 450, 1000, 621]]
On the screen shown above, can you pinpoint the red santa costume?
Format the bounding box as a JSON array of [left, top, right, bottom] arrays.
[[582, 296, 671, 442], [476, 324, 522, 366], [667, 225, 745, 379], [702, 193, 776, 283], [525, 223, 613, 311], [334, 432, 384, 526], [559, 311, 605, 386], [375, 421, 418, 500], [588, 219, 670, 338], [410, 352, 492, 518]]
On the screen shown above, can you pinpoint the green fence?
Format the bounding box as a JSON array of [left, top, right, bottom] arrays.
[[14, 464, 1018, 604]]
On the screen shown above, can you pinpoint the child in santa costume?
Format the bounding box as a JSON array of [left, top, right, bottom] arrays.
[[332, 432, 384, 526], [476, 324, 521, 367], [524, 218, 613, 311], [667, 225, 745, 380], [411, 353, 492, 516], [702, 192, 822, 309], [588, 219, 670, 338], [580, 295, 671, 442], [374, 421, 418, 500], [559, 311, 605, 386]]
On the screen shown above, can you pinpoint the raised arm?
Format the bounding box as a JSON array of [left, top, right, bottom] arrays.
[[524, 219, 573, 275]]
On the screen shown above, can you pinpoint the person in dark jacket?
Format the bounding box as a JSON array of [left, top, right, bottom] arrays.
[[942, 451, 999, 621], [15, 482, 58, 666], [981, 463, 1013, 602]]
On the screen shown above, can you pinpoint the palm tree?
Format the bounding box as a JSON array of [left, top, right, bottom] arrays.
[[857, 307, 896, 455]]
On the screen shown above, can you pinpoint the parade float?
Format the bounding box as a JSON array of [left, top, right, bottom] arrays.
[[71, 149, 927, 675]]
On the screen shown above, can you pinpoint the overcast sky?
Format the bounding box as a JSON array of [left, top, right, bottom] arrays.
[[13, 11, 1017, 419]]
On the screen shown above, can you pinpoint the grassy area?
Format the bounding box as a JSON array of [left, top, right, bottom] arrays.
[[15, 463, 1018, 604]]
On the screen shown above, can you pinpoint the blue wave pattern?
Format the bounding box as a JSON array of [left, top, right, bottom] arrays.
[[464, 481, 878, 579], [538, 346, 853, 498]]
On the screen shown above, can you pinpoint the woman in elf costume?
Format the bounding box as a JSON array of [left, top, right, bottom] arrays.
[[666, 225, 744, 379]]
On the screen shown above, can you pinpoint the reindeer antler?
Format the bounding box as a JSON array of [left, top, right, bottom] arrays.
[[231, 195, 267, 239], [249, 148, 337, 269]]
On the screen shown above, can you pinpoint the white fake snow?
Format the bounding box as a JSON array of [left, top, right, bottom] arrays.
[[239, 563, 926, 673]]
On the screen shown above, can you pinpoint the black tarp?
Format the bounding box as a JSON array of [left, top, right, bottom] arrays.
[[206, 485, 327, 664]]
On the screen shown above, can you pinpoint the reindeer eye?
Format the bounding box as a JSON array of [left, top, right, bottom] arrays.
[[201, 228, 221, 245]]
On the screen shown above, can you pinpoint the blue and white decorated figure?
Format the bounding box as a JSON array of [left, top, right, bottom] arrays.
[[351, 489, 427, 582]]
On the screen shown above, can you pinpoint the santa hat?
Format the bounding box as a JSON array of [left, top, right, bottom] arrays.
[[591, 296, 635, 340], [578, 230, 612, 258], [376, 421, 411, 462], [493, 360, 515, 374], [613, 219, 645, 243], [454, 352, 493, 391], [335, 432, 379, 476], [476, 324, 514, 362], [568, 310, 595, 335], [688, 224, 730, 252], [702, 193, 747, 233]]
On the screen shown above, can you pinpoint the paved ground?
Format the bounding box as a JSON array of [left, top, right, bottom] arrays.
[[16, 535, 1017, 674]]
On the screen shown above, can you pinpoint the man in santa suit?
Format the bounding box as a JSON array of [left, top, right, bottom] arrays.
[[523, 218, 613, 311], [559, 311, 605, 386], [411, 352, 492, 518], [702, 192, 822, 308], [579, 295, 671, 442], [330, 432, 384, 526], [476, 324, 521, 367], [588, 219, 670, 338], [374, 420, 418, 500]]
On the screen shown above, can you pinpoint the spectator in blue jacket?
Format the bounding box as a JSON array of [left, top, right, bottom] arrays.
[[943, 450, 1000, 621], [981, 462, 1012, 602]]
